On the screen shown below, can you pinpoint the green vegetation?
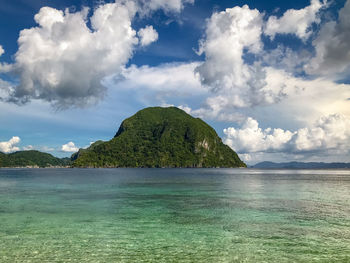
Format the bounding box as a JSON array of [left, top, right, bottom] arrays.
[[73, 107, 246, 168], [0, 150, 70, 168]]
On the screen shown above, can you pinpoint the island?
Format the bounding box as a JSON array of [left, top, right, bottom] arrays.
[[0, 150, 70, 168], [72, 107, 246, 168]]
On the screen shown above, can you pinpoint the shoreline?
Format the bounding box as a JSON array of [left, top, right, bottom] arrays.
[[1, 166, 349, 170]]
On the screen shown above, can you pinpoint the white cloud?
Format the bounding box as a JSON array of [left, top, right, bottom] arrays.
[[305, 0, 350, 78], [191, 61, 350, 123], [261, 45, 311, 74], [103, 62, 206, 108], [0, 46, 12, 73], [116, 62, 202, 91], [137, 0, 194, 14], [138, 25, 159, 46], [0, 79, 12, 99], [0, 0, 194, 109], [261, 67, 350, 124], [195, 5, 289, 113], [177, 105, 192, 114], [223, 114, 350, 159], [224, 117, 295, 153], [196, 5, 263, 91], [264, 0, 326, 40], [192, 1, 350, 125], [0, 137, 21, 153], [179, 103, 245, 123], [22, 145, 55, 152], [61, 141, 79, 152], [40, 146, 55, 152], [239, 153, 252, 162], [23, 145, 34, 151], [295, 114, 350, 152], [1, 3, 140, 108]]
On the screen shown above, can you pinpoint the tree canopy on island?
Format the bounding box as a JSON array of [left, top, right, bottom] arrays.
[[72, 107, 245, 168], [0, 150, 70, 168]]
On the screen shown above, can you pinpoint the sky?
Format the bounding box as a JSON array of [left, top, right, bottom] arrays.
[[0, 0, 349, 164]]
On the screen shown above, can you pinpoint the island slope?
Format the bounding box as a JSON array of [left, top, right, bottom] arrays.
[[73, 107, 245, 168]]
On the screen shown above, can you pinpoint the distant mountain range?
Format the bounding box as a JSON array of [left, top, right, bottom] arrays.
[[252, 161, 350, 169]]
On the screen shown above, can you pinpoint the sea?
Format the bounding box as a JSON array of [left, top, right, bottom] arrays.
[[0, 168, 349, 262]]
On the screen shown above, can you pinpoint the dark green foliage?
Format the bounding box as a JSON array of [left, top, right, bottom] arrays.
[[73, 107, 246, 168], [0, 150, 70, 168], [71, 140, 104, 161]]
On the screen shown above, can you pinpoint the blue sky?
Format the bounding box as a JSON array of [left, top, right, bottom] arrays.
[[0, 0, 349, 164]]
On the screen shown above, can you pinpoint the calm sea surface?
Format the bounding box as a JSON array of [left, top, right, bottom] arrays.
[[0, 168, 349, 262]]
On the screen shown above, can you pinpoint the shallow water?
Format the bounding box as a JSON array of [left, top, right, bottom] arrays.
[[0, 168, 349, 262]]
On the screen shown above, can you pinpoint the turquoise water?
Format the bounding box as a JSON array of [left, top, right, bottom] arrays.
[[0, 168, 349, 262]]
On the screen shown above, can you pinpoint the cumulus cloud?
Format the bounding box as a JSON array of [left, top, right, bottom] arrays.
[[224, 118, 295, 153], [305, 0, 350, 77], [264, 0, 326, 40], [295, 114, 350, 152], [61, 141, 79, 152], [0, 0, 195, 109], [0, 3, 140, 108], [223, 114, 350, 157], [261, 67, 350, 123], [261, 45, 311, 74], [195, 5, 290, 113], [136, 0, 194, 14], [181, 63, 350, 123], [0, 136, 21, 153], [196, 5, 263, 91], [0, 45, 4, 57], [138, 25, 159, 46], [191, 1, 350, 124]]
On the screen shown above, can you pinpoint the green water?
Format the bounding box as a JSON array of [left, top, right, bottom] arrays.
[[0, 169, 349, 262]]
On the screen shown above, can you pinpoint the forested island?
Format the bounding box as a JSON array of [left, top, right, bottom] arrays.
[[0, 107, 245, 168], [72, 107, 245, 168], [0, 150, 70, 168]]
